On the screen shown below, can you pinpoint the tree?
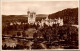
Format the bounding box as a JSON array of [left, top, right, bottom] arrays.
[[33, 32, 38, 41], [22, 31, 28, 37], [17, 31, 21, 37]]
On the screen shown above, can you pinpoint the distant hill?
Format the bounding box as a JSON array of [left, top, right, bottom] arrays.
[[2, 15, 28, 23], [2, 14, 47, 23], [48, 8, 78, 25]]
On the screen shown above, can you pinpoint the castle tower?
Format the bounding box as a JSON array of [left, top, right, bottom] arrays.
[[58, 17, 63, 26], [27, 10, 36, 24], [59, 18, 63, 26]]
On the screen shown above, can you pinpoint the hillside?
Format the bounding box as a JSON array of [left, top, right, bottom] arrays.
[[48, 8, 78, 25], [2, 14, 47, 23]]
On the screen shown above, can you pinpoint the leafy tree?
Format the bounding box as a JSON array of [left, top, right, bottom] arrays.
[[17, 31, 21, 36]]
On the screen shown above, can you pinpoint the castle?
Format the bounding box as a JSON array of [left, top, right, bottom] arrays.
[[27, 11, 63, 27], [9, 11, 63, 27]]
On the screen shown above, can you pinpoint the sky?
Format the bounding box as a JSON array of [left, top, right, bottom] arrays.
[[1, 1, 79, 15]]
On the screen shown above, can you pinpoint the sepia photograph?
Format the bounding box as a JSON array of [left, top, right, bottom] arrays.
[[1, 0, 79, 50]]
